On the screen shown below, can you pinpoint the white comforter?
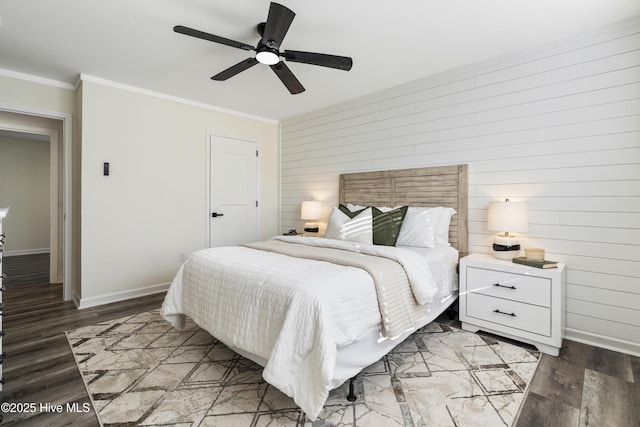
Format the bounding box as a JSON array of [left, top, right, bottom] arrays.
[[160, 236, 438, 420]]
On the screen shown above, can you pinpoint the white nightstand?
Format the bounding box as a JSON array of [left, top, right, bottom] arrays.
[[459, 253, 566, 356]]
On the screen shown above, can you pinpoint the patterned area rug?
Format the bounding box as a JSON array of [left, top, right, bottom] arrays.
[[66, 309, 540, 426]]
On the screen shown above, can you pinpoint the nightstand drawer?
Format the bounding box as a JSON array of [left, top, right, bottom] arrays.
[[466, 293, 551, 337], [466, 266, 550, 307]]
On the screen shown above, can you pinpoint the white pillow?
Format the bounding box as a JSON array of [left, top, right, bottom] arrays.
[[435, 207, 457, 246], [396, 207, 441, 248], [345, 203, 366, 211], [325, 207, 373, 244], [346, 203, 397, 212]]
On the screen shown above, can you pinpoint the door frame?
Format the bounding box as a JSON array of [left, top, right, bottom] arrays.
[[0, 103, 73, 301], [205, 131, 260, 248]]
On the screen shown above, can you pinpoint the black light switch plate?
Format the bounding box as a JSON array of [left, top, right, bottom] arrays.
[[103, 162, 109, 176]]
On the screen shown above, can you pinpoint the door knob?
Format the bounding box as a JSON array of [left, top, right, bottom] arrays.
[[211, 212, 224, 218]]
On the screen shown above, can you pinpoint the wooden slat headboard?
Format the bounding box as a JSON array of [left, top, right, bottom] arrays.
[[339, 165, 468, 257]]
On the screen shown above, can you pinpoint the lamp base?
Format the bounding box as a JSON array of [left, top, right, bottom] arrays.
[[304, 222, 319, 233], [492, 235, 521, 260]]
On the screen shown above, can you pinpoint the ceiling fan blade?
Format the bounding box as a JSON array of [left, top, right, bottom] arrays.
[[270, 62, 305, 94], [261, 2, 295, 48], [212, 58, 259, 81], [174, 25, 254, 51], [284, 50, 353, 71]]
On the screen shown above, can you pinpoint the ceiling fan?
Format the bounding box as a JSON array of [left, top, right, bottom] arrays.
[[174, 2, 353, 94]]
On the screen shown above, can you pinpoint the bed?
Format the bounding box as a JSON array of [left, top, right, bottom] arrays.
[[161, 164, 468, 420]]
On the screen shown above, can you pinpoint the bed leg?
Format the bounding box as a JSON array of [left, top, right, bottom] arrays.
[[347, 376, 357, 402], [447, 298, 459, 320]]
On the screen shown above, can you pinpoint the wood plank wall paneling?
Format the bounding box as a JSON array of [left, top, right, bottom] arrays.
[[279, 17, 640, 356]]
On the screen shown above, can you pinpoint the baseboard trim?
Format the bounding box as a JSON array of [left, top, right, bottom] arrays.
[[3, 248, 50, 256], [76, 282, 170, 310], [564, 327, 640, 357], [72, 289, 82, 307]]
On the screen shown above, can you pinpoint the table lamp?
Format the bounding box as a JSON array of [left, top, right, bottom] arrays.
[[487, 198, 528, 260], [301, 200, 322, 233]]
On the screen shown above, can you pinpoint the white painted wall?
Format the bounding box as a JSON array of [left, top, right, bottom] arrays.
[[0, 74, 76, 114], [280, 17, 640, 356], [0, 134, 50, 253], [79, 79, 279, 306], [0, 73, 279, 306]]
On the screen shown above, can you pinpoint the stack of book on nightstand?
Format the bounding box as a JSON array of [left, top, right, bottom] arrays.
[[512, 257, 558, 269]]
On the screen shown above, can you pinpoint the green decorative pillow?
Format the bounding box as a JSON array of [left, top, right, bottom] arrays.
[[338, 204, 366, 218], [372, 206, 408, 246], [339, 204, 409, 245]]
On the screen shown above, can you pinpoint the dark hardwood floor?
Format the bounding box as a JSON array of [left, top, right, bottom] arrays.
[[2, 282, 165, 426], [1, 255, 639, 426], [2, 253, 49, 287]]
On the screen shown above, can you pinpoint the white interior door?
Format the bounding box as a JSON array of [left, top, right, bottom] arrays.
[[209, 135, 259, 247]]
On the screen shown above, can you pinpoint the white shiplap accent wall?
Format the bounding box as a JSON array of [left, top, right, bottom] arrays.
[[280, 17, 640, 356]]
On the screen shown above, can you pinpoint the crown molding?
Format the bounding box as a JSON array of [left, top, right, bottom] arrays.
[[79, 74, 278, 124], [0, 67, 76, 90], [0, 68, 277, 124]]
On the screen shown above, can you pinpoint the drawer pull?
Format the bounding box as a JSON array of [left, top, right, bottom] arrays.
[[493, 283, 516, 290], [493, 309, 516, 317]]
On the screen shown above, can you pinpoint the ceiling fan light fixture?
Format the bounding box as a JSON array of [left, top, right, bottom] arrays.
[[256, 48, 279, 65]]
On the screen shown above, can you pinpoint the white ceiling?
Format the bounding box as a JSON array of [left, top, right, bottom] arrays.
[[0, 0, 638, 121]]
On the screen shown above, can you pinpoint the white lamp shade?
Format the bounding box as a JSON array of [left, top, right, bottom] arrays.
[[301, 200, 322, 220], [487, 200, 528, 233]]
